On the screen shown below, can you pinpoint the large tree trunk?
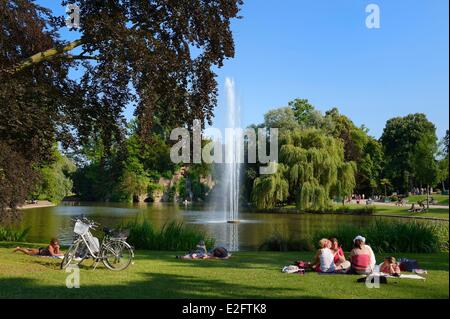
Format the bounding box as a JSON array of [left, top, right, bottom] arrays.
[[426, 185, 430, 210]]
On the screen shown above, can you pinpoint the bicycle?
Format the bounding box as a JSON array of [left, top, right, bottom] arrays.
[[61, 216, 134, 271]]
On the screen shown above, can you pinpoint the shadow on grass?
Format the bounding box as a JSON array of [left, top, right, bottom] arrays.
[[135, 251, 449, 272], [0, 272, 325, 299], [6, 247, 449, 273], [134, 251, 314, 271]]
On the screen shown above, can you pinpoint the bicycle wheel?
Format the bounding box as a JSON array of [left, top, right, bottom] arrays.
[[102, 240, 134, 271], [60, 241, 80, 269]]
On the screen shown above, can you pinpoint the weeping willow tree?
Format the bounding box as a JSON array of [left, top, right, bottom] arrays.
[[252, 164, 289, 209], [332, 162, 357, 204], [279, 129, 356, 211]]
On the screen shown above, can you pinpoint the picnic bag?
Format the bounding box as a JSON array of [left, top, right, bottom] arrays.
[[212, 247, 229, 258], [398, 258, 419, 272]]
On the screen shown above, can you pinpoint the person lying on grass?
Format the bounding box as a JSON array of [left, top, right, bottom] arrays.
[[380, 256, 401, 276], [13, 238, 63, 257], [177, 245, 230, 259], [177, 240, 208, 259]]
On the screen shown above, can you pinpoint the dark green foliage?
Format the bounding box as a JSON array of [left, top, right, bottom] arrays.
[[260, 220, 448, 253], [0, 1, 74, 214], [280, 129, 356, 210], [313, 220, 448, 253], [259, 232, 314, 252], [1, 0, 242, 212], [125, 219, 215, 251], [252, 164, 289, 209], [0, 225, 29, 242], [32, 149, 76, 203], [186, 164, 212, 201], [289, 98, 324, 129], [72, 124, 178, 202], [0, 142, 38, 216], [263, 107, 300, 131], [358, 138, 384, 196], [380, 113, 438, 193], [332, 206, 376, 215]]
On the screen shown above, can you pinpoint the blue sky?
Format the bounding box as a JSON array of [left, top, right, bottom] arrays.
[[38, 0, 449, 139]]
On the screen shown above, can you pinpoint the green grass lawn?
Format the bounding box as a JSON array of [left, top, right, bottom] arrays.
[[370, 205, 448, 220], [0, 244, 448, 299], [406, 194, 449, 206], [272, 204, 449, 220]]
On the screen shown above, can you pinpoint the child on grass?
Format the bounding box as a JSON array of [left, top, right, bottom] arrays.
[[380, 256, 401, 276]]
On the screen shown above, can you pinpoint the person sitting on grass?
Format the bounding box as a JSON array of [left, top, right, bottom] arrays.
[[13, 238, 63, 257], [329, 237, 351, 272], [350, 235, 376, 275], [311, 238, 335, 273], [380, 256, 401, 276]]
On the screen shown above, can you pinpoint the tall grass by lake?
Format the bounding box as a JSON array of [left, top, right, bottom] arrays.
[[0, 225, 29, 242], [260, 219, 449, 253], [259, 231, 314, 252], [125, 218, 215, 251]]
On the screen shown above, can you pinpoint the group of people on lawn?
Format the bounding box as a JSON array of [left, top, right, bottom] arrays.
[[310, 235, 400, 275], [13, 235, 401, 276]]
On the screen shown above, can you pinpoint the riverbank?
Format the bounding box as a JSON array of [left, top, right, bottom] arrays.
[[249, 204, 449, 221], [0, 244, 447, 299], [18, 200, 55, 210]]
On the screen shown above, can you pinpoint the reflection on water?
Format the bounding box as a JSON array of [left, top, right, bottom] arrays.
[[10, 202, 384, 251]]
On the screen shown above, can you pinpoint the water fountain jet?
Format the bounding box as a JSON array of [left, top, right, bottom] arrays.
[[224, 77, 240, 224]]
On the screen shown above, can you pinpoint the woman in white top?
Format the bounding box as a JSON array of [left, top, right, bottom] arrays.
[[311, 238, 335, 273]]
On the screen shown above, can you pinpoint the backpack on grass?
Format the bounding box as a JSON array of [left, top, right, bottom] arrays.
[[211, 247, 229, 258], [398, 258, 419, 272]]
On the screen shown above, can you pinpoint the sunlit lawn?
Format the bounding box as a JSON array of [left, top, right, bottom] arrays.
[[282, 204, 449, 220], [371, 205, 449, 219], [406, 194, 449, 206], [0, 244, 448, 299], [338, 204, 449, 220]]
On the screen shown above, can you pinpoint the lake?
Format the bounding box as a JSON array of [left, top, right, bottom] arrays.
[[5, 202, 393, 251]]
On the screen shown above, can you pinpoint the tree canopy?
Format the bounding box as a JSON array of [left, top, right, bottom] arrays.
[[380, 113, 438, 193], [250, 128, 356, 210], [0, 0, 243, 213]]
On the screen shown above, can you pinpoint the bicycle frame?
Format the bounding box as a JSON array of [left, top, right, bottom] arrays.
[[76, 229, 103, 260], [62, 217, 134, 271], [75, 224, 134, 264]]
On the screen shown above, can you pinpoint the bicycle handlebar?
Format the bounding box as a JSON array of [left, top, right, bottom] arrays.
[[71, 216, 99, 228]]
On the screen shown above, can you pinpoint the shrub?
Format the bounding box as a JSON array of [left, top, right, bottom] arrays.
[[390, 195, 399, 202], [148, 182, 164, 192], [333, 206, 376, 215], [0, 225, 29, 242], [258, 231, 314, 252], [261, 220, 449, 253], [125, 218, 215, 251], [313, 220, 448, 253]]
